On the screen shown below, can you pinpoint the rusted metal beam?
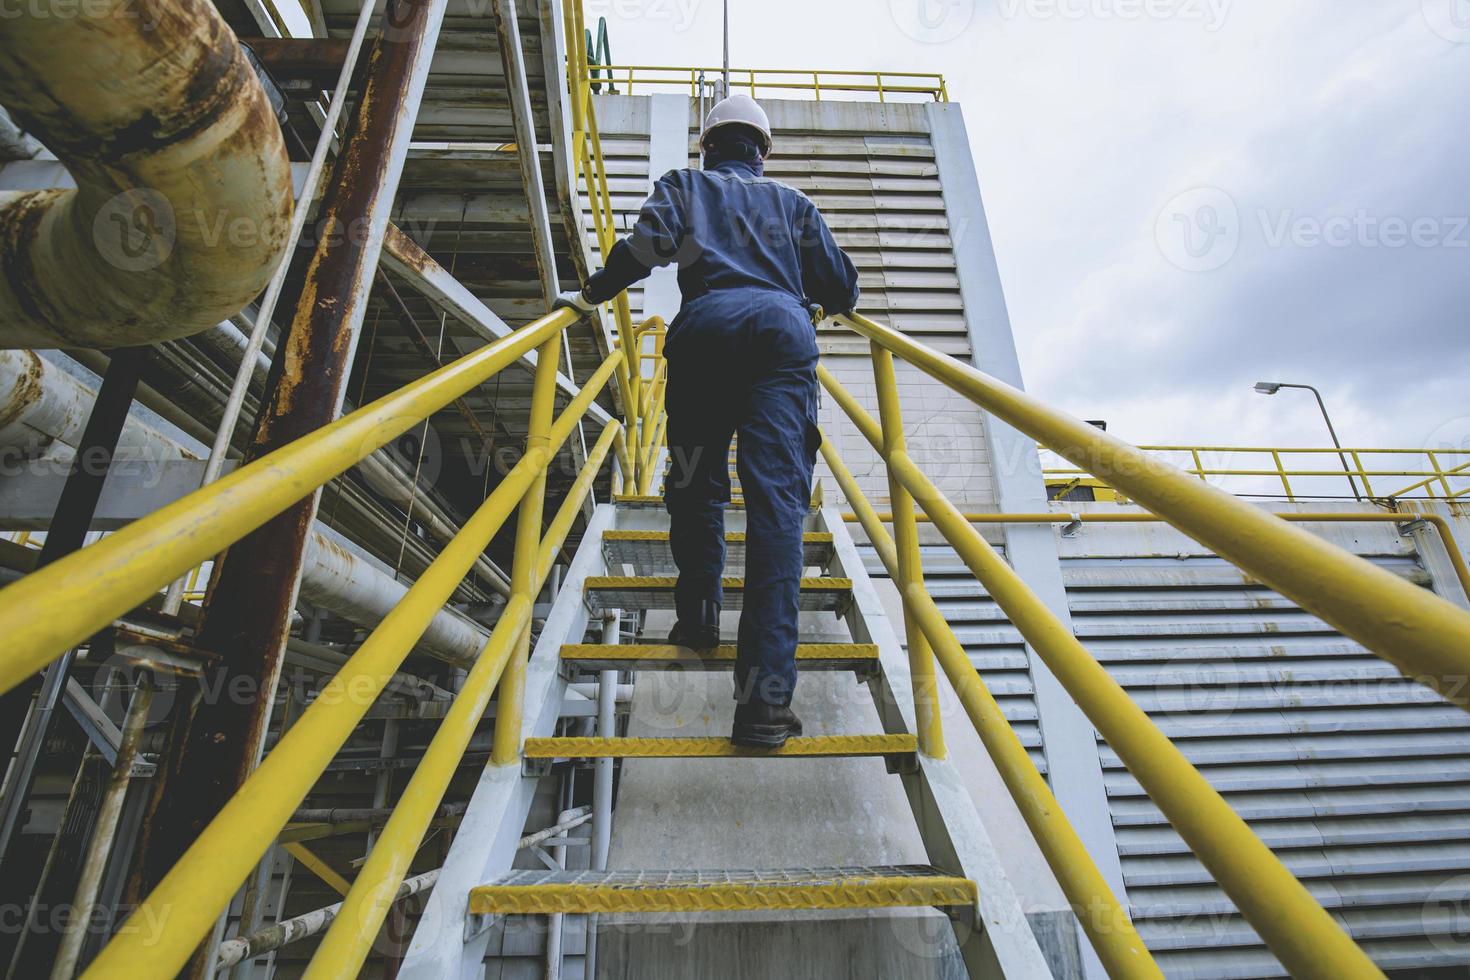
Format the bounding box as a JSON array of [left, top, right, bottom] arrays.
[[126, 1, 450, 974], [243, 37, 352, 91]]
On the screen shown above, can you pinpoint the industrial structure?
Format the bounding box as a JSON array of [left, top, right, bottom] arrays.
[[0, 0, 1468, 977]]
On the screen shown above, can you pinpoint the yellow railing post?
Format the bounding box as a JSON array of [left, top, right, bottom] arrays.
[[837, 311, 1470, 709], [870, 344, 945, 759], [821, 361, 1388, 979], [821, 436, 1161, 979], [491, 327, 563, 766]]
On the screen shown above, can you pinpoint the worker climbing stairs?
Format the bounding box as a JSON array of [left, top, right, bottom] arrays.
[[401, 485, 1058, 977]]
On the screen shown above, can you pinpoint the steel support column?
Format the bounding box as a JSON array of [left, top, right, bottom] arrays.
[[126, 1, 449, 973]]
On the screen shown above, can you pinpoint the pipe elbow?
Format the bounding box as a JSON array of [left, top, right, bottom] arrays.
[[0, 0, 294, 349]]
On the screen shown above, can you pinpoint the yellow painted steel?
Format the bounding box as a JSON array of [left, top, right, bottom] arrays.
[[601, 530, 835, 544], [523, 735, 917, 759], [1041, 444, 1470, 502], [469, 869, 976, 915], [536, 422, 622, 588], [305, 424, 622, 979], [81, 351, 621, 980], [820, 435, 1163, 979], [835, 312, 1470, 713], [847, 510, 1470, 606], [282, 843, 352, 897], [559, 642, 877, 665], [0, 309, 577, 698], [820, 374, 1387, 980], [492, 329, 562, 767], [871, 343, 946, 760], [591, 63, 949, 103], [584, 575, 852, 594]]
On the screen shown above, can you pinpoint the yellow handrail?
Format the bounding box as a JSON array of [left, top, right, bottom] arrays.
[[1043, 445, 1470, 501], [81, 345, 625, 978], [600, 63, 949, 102], [842, 510, 1470, 606], [818, 361, 1388, 979], [821, 435, 1162, 979], [835, 311, 1470, 710], [0, 307, 580, 697], [307, 422, 623, 977]]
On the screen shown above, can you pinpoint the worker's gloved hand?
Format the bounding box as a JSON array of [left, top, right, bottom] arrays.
[[553, 289, 598, 315]]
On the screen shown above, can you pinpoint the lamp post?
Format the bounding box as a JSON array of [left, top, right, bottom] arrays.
[[1253, 381, 1362, 500]]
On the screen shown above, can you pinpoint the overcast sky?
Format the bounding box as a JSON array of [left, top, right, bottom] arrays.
[[595, 0, 1470, 458]]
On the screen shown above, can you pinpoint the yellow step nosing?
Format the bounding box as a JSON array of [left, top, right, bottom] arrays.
[[560, 642, 878, 662], [523, 734, 916, 759], [468, 871, 976, 915], [584, 576, 852, 592], [602, 530, 834, 544]]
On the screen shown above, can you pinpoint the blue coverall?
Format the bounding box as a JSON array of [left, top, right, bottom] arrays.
[[584, 154, 859, 708]]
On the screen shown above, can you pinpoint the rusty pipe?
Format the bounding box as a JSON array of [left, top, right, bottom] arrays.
[[0, 0, 293, 348]]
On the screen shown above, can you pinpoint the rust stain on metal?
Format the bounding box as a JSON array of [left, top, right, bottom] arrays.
[[0, 0, 293, 348], [128, 0, 449, 942], [0, 350, 44, 433]]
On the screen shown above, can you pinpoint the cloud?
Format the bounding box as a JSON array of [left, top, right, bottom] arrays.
[[605, 0, 1470, 449]]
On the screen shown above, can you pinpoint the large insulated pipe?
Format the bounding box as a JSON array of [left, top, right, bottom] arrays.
[[0, 0, 292, 348], [0, 349, 189, 463], [299, 530, 491, 667]]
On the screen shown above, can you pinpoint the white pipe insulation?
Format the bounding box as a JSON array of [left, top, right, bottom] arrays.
[[0, 0, 293, 348]]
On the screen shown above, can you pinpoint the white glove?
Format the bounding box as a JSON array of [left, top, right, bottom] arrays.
[[553, 289, 597, 315]]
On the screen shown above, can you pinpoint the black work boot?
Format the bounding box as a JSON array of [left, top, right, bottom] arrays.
[[667, 599, 720, 652], [731, 700, 804, 748]]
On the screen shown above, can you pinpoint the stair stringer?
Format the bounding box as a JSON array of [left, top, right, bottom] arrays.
[[398, 504, 616, 980], [823, 506, 1057, 979]]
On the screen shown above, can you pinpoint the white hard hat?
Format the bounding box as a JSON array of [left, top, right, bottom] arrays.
[[700, 94, 772, 157]]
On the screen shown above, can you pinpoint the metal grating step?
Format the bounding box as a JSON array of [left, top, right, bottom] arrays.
[[559, 642, 878, 672], [468, 865, 975, 915], [583, 576, 852, 613], [523, 735, 915, 759], [601, 530, 836, 573]]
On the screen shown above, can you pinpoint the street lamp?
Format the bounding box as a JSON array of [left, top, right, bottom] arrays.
[[1253, 381, 1362, 500]]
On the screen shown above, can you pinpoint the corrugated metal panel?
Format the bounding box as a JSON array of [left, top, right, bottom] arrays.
[[857, 542, 1047, 773], [1060, 538, 1470, 978]]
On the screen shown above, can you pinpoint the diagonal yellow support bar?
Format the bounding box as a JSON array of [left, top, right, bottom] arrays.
[[0, 308, 579, 697], [81, 355, 623, 980], [303, 422, 624, 980], [524, 735, 916, 759], [820, 435, 1162, 980], [835, 311, 1470, 711], [282, 843, 352, 898], [820, 370, 1387, 980]]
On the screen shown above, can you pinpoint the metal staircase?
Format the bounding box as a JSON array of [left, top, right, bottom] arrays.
[[401, 491, 1056, 978]]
